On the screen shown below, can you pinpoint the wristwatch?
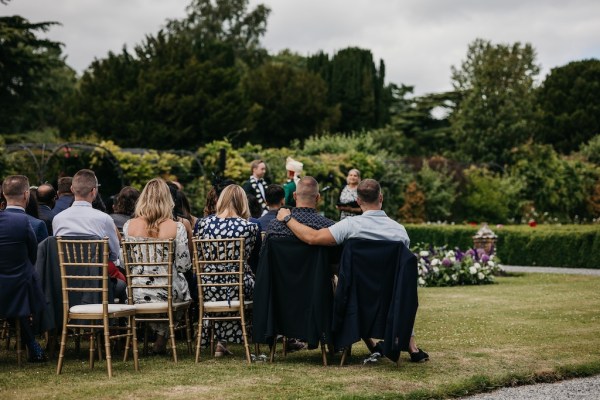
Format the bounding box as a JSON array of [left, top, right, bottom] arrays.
[[282, 214, 292, 225]]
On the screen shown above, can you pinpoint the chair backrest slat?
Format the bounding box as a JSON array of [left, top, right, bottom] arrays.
[[56, 237, 110, 318], [192, 237, 245, 304], [121, 239, 175, 306]]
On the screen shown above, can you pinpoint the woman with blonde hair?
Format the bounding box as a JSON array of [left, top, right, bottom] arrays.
[[196, 184, 259, 356], [122, 178, 191, 354]]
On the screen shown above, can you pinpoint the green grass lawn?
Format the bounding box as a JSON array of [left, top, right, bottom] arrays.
[[2, 273, 600, 399]]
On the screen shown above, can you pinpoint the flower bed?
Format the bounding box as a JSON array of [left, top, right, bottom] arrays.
[[414, 244, 502, 287]]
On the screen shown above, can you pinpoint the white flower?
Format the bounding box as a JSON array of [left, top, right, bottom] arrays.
[[451, 274, 458, 281], [419, 251, 429, 257], [477, 272, 485, 280], [444, 274, 450, 281], [433, 266, 439, 273], [474, 262, 481, 270], [446, 250, 455, 257], [449, 256, 456, 263], [488, 261, 495, 267], [469, 266, 477, 275], [418, 277, 426, 286], [431, 258, 441, 266]]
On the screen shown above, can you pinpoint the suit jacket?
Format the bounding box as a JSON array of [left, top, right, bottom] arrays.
[[4, 207, 48, 243], [38, 204, 55, 235], [52, 194, 74, 215], [332, 239, 418, 362], [0, 209, 46, 319], [253, 237, 334, 349]]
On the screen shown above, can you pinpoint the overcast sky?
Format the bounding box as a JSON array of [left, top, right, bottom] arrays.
[[4, 0, 600, 96]]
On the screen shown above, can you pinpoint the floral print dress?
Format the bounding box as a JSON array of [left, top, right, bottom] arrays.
[[122, 220, 192, 305], [197, 216, 258, 345], [339, 185, 360, 220]]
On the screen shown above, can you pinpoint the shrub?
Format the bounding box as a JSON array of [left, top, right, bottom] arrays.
[[413, 244, 501, 287], [406, 224, 600, 269]]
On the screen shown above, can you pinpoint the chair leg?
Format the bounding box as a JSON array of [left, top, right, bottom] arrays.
[[185, 308, 193, 355], [210, 322, 215, 357], [320, 341, 327, 366], [89, 329, 95, 369], [340, 345, 351, 366], [269, 340, 276, 363], [195, 318, 204, 363], [282, 336, 287, 358], [239, 314, 252, 365], [130, 316, 139, 371], [56, 325, 68, 374], [168, 315, 178, 363], [104, 321, 113, 378], [16, 319, 22, 368]]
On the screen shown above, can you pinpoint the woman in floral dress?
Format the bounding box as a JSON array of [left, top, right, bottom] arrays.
[[197, 184, 259, 356], [122, 178, 192, 353]]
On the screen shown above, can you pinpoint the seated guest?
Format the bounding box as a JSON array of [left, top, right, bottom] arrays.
[[110, 186, 140, 232], [0, 175, 47, 362], [18, 187, 49, 244], [257, 184, 285, 231], [52, 169, 126, 304], [277, 179, 429, 363], [37, 183, 57, 234], [52, 177, 74, 214], [266, 177, 336, 352], [196, 185, 259, 356], [122, 178, 192, 354]]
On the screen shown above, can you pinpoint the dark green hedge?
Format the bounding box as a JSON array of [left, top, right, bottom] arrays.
[[405, 224, 600, 269]]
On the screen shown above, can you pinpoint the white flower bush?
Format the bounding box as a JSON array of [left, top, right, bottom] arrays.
[[413, 244, 502, 287]]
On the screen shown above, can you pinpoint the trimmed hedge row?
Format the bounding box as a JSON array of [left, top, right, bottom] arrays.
[[405, 224, 600, 269]]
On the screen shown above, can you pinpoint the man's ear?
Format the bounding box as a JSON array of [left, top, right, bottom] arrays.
[[293, 192, 297, 201], [316, 193, 321, 202]]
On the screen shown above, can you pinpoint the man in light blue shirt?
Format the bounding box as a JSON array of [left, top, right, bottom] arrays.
[[52, 169, 125, 301], [277, 178, 428, 363]]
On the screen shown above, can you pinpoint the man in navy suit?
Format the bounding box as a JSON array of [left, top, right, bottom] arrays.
[[36, 183, 57, 235], [4, 184, 48, 243], [0, 175, 48, 362]]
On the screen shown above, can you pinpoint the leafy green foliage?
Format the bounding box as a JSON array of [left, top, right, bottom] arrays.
[[243, 62, 337, 146], [0, 16, 76, 134], [451, 39, 539, 165], [458, 166, 524, 223], [307, 47, 391, 133], [534, 59, 600, 153], [508, 143, 600, 220], [579, 134, 600, 165]]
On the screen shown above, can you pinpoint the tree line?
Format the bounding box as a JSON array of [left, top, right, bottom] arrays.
[[1, 0, 600, 168]]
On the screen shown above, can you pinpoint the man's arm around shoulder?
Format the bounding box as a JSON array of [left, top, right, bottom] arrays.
[[276, 208, 337, 246]]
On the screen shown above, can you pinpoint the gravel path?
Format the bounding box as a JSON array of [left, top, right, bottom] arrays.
[[462, 375, 600, 399], [461, 265, 600, 399]]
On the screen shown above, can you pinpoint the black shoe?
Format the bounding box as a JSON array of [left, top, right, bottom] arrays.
[[28, 341, 48, 363], [409, 348, 429, 363]]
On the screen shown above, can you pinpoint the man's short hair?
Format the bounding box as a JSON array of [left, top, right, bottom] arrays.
[[57, 177, 73, 194], [264, 184, 285, 206], [357, 179, 381, 204], [72, 169, 97, 197], [250, 159, 264, 174], [37, 183, 57, 205], [1, 175, 29, 198], [295, 176, 319, 202]]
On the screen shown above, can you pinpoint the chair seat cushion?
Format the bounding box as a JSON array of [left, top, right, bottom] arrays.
[[203, 300, 253, 310], [70, 304, 136, 314], [134, 301, 191, 312]]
